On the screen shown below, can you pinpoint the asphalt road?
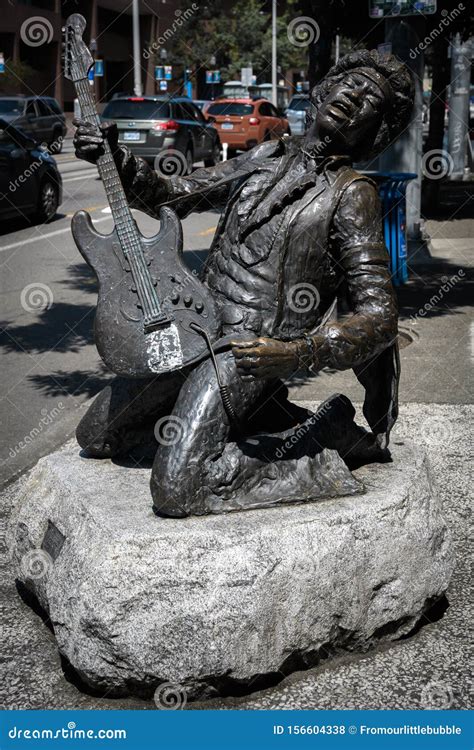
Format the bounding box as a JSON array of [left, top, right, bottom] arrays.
[[0, 138, 218, 487]]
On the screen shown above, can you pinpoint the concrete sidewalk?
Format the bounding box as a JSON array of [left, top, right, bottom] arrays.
[[0, 219, 472, 710]]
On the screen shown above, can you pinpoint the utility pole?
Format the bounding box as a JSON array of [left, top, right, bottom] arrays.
[[447, 34, 472, 179], [271, 0, 277, 106], [132, 0, 143, 97]]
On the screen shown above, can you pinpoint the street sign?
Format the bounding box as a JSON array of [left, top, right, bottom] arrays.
[[369, 1, 436, 17], [0, 54, 4, 74], [95, 60, 104, 77], [155, 66, 164, 80], [206, 70, 221, 84], [164, 66, 172, 81], [159, 80, 168, 91]]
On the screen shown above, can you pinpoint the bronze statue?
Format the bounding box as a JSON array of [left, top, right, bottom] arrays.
[[72, 48, 414, 518]]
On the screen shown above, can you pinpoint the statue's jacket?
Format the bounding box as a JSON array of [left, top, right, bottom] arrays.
[[115, 138, 400, 440]]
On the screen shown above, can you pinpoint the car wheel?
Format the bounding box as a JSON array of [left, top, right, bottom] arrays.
[[204, 141, 221, 167], [49, 130, 63, 154], [35, 178, 59, 223]]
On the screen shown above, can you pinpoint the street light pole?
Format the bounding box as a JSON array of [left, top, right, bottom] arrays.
[[271, 0, 277, 106], [132, 0, 143, 96]]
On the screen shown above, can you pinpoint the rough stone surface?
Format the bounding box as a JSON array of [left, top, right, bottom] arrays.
[[7, 438, 453, 701]]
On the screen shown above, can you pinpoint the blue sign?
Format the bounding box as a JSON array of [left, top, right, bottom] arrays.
[[94, 59, 104, 77], [164, 65, 173, 80], [155, 66, 164, 80], [0, 55, 4, 74], [206, 70, 221, 84], [159, 79, 167, 91], [87, 67, 94, 82]]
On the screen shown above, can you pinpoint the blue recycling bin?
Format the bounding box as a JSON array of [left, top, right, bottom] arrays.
[[362, 172, 417, 286]]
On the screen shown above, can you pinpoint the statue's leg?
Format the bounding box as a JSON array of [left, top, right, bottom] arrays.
[[150, 355, 392, 518], [150, 351, 269, 517], [76, 372, 184, 458]]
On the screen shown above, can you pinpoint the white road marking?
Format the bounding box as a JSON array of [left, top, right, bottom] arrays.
[[0, 216, 112, 253]]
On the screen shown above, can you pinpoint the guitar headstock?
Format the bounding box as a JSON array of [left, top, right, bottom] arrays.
[[63, 14, 93, 83]]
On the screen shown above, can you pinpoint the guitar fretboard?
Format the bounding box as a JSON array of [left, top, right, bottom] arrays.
[[74, 77, 168, 327]]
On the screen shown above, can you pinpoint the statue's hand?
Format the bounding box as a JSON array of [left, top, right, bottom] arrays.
[[231, 337, 300, 380], [73, 119, 119, 164]]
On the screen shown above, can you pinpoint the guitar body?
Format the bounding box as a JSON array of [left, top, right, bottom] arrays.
[[72, 207, 221, 378]]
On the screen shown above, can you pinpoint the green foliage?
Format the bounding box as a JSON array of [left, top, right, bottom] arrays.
[[164, 0, 307, 83]]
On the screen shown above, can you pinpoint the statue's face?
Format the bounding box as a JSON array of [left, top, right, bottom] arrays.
[[311, 68, 387, 156]]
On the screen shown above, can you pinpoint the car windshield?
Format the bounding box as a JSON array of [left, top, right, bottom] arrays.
[[0, 100, 24, 115], [102, 100, 171, 119], [207, 103, 254, 116], [288, 98, 311, 112]]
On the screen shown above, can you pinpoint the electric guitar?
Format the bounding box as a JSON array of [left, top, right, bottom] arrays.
[[63, 14, 221, 378]]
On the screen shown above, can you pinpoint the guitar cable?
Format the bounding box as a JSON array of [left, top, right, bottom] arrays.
[[189, 322, 240, 432]]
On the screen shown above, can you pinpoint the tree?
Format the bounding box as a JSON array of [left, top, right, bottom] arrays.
[[163, 0, 307, 95]]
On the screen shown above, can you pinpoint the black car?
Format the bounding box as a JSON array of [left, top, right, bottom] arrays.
[[0, 96, 67, 153], [101, 96, 221, 173], [0, 119, 62, 224]]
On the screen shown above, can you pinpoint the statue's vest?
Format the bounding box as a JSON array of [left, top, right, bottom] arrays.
[[204, 156, 376, 340]]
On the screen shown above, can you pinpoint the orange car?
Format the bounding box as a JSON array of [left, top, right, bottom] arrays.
[[204, 98, 290, 156]]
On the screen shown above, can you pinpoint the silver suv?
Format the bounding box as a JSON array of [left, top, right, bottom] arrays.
[[285, 95, 311, 136], [0, 96, 66, 153], [101, 96, 221, 173]]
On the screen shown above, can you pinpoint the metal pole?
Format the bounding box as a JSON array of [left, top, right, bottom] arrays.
[[132, 0, 143, 97], [335, 34, 340, 63], [271, 0, 277, 106], [447, 34, 472, 179]]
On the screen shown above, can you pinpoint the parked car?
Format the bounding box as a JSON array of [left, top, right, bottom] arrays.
[[285, 94, 311, 136], [0, 96, 67, 153], [204, 98, 290, 156], [101, 96, 221, 173], [0, 119, 62, 223]]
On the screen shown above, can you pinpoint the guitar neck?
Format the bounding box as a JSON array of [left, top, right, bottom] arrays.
[[75, 78, 135, 235]]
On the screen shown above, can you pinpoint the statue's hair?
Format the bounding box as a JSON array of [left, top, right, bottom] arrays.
[[308, 49, 415, 159]]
